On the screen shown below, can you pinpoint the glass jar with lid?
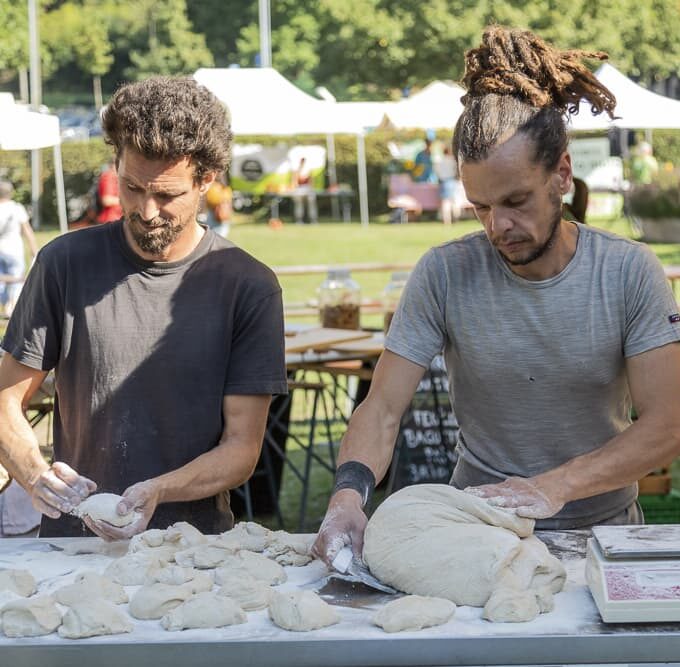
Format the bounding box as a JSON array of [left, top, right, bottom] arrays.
[[383, 270, 410, 333], [318, 268, 361, 330]]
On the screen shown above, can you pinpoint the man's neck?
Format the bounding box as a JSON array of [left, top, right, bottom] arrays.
[[509, 220, 580, 281], [123, 220, 206, 263]]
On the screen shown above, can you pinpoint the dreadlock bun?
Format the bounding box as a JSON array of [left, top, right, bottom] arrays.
[[462, 26, 616, 118]]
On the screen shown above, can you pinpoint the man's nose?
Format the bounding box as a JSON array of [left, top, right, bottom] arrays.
[[138, 196, 160, 222], [489, 207, 513, 234]]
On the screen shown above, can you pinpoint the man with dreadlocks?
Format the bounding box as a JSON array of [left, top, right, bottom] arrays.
[[313, 27, 680, 564]]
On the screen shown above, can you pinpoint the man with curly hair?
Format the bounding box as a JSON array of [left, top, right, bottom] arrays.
[[313, 27, 680, 564], [0, 77, 287, 538]]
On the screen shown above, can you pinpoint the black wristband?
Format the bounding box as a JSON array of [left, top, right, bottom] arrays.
[[332, 461, 376, 508]]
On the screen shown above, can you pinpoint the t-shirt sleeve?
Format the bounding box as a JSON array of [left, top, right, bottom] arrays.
[[223, 288, 288, 396], [1, 249, 63, 370], [384, 248, 447, 368], [623, 243, 680, 357]]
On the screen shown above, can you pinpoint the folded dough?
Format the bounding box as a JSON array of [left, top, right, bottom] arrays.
[[268, 589, 339, 632], [1, 596, 62, 637], [161, 592, 246, 631], [373, 595, 456, 633], [59, 599, 132, 639]]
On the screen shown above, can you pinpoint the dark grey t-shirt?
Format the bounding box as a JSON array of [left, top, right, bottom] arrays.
[[2, 222, 288, 536], [386, 224, 680, 528]]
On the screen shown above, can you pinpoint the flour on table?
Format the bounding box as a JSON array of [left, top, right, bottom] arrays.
[[160, 591, 246, 631], [373, 595, 456, 633], [268, 589, 339, 632], [128, 583, 193, 620], [0, 568, 36, 597], [54, 571, 128, 606], [58, 599, 132, 639], [363, 485, 566, 622], [72, 493, 141, 527], [0, 596, 62, 637]]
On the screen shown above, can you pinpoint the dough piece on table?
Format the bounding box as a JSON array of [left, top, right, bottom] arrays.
[[72, 493, 140, 527], [268, 589, 339, 632], [0, 569, 36, 597], [1, 596, 62, 637], [161, 592, 246, 631], [62, 539, 128, 558], [483, 587, 541, 623], [146, 564, 213, 593], [214, 524, 269, 553], [54, 571, 128, 606], [129, 529, 166, 551], [275, 551, 312, 567], [58, 599, 132, 639], [215, 551, 287, 586], [105, 551, 165, 586], [266, 531, 314, 558], [128, 583, 193, 620], [0, 590, 21, 609], [174, 544, 235, 569], [165, 522, 207, 549], [363, 484, 564, 611], [373, 595, 456, 633], [217, 572, 271, 611]]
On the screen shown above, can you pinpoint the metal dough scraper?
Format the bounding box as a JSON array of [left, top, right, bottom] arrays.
[[330, 546, 398, 594]]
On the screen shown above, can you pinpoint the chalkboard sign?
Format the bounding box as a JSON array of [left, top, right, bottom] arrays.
[[387, 355, 459, 492]]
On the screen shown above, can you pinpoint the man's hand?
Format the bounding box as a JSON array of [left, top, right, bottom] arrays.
[[464, 476, 565, 519], [83, 479, 160, 541], [28, 461, 97, 519], [311, 489, 368, 565]]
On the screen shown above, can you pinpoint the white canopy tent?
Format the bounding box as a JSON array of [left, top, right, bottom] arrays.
[[569, 63, 680, 131], [193, 68, 371, 225], [0, 93, 68, 233], [386, 81, 466, 130]]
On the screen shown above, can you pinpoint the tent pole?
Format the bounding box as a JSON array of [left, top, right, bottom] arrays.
[[53, 143, 68, 234], [356, 133, 369, 227], [31, 150, 41, 230], [326, 134, 339, 220]]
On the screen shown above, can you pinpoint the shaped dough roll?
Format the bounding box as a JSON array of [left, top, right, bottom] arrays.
[[161, 592, 246, 631], [59, 600, 132, 639], [1, 596, 61, 637], [373, 595, 455, 633], [268, 589, 339, 632]]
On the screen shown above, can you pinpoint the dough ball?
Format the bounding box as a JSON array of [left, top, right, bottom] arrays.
[[215, 551, 286, 586], [174, 544, 234, 569], [373, 595, 456, 633], [1, 596, 61, 638], [0, 568, 36, 597], [268, 589, 339, 632], [363, 485, 563, 609], [164, 522, 207, 548], [217, 572, 271, 611], [73, 493, 140, 527], [146, 564, 213, 593], [105, 552, 165, 586], [128, 583, 193, 620], [275, 551, 312, 567], [129, 529, 166, 551], [161, 592, 246, 631], [54, 571, 128, 606], [59, 599, 132, 639], [483, 587, 541, 623]]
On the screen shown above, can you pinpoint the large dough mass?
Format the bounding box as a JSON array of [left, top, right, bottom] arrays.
[[362, 485, 566, 621]]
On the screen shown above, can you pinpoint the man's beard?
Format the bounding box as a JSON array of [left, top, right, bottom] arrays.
[[497, 187, 563, 267], [126, 212, 189, 256]]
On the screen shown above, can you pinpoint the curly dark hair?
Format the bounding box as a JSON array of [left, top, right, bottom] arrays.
[[101, 76, 232, 181], [453, 26, 617, 170]]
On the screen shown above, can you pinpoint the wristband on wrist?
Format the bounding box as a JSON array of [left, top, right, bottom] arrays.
[[332, 461, 376, 508]]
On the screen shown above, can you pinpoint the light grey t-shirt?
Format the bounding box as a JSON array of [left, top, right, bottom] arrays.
[[386, 224, 680, 528]]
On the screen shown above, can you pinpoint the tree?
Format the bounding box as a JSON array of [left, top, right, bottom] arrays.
[[126, 0, 214, 80]]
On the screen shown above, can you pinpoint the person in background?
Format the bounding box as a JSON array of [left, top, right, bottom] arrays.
[[435, 145, 462, 224], [630, 141, 659, 185], [205, 174, 233, 238], [95, 158, 123, 223], [291, 157, 318, 224], [0, 179, 38, 318], [413, 137, 437, 183]]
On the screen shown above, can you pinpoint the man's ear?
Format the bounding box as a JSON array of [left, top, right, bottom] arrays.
[[199, 171, 217, 194], [556, 151, 573, 194]]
